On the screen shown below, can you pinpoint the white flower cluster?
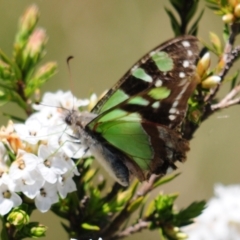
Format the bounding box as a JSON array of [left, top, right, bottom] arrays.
[[0, 91, 94, 215], [183, 184, 240, 240]]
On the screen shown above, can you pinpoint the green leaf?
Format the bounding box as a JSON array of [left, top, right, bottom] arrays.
[[81, 223, 100, 231], [127, 196, 145, 213], [145, 199, 155, 217], [0, 219, 9, 240], [83, 157, 94, 168], [220, 0, 228, 6], [83, 168, 98, 183], [154, 194, 177, 213], [174, 201, 206, 226], [209, 32, 222, 56], [188, 9, 204, 36], [153, 173, 181, 189], [223, 24, 230, 42], [165, 7, 181, 36], [185, 0, 199, 23], [128, 179, 139, 198], [0, 49, 21, 80], [2, 112, 25, 122], [25, 61, 57, 97], [169, 0, 182, 14]]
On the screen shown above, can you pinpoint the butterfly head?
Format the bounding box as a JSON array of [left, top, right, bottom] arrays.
[[64, 109, 97, 131]]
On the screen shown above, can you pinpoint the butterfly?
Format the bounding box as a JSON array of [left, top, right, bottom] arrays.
[[65, 36, 199, 186]]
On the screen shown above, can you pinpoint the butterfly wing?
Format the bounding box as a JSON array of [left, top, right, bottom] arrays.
[[91, 35, 199, 129]]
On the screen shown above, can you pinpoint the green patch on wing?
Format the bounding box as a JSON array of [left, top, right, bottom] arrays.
[[95, 121, 153, 170], [128, 96, 149, 106], [151, 51, 174, 72], [132, 67, 153, 82], [96, 109, 141, 123], [148, 87, 171, 100], [100, 89, 129, 113]]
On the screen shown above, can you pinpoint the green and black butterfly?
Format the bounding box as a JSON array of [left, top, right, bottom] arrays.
[[65, 36, 199, 186]]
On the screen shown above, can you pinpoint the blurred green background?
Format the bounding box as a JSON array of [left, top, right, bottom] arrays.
[[0, 1, 239, 239]]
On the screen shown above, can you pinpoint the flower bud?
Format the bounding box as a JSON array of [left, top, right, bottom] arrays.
[[234, 4, 240, 17], [35, 62, 57, 80], [24, 62, 57, 97], [7, 209, 29, 226], [197, 52, 210, 77], [30, 224, 47, 238], [21, 28, 47, 70], [222, 13, 234, 23], [209, 32, 222, 55], [201, 75, 221, 88], [16, 5, 39, 43]]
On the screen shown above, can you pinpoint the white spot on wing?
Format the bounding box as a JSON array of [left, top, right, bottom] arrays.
[[155, 79, 163, 87], [179, 72, 185, 78], [169, 115, 176, 121], [169, 108, 176, 114], [182, 41, 190, 47], [183, 60, 189, 68], [152, 101, 160, 109]]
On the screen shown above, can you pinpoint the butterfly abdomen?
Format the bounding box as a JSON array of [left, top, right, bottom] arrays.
[[89, 138, 129, 187]]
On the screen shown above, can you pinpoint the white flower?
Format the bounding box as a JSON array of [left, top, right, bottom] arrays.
[[57, 171, 77, 199], [14, 170, 45, 199], [183, 184, 240, 240], [14, 117, 48, 144], [35, 182, 58, 213], [33, 90, 89, 111], [9, 149, 39, 184], [29, 107, 63, 127], [8, 149, 44, 198], [0, 183, 22, 215], [37, 144, 68, 184]]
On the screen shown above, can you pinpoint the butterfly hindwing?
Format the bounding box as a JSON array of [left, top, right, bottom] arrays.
[[87, 117, 189, 182]]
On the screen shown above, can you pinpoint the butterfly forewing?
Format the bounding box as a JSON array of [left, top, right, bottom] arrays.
[[91, 36, 199, 129]]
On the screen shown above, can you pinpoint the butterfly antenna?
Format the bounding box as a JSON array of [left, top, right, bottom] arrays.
[[66, 56, 76, 109]]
